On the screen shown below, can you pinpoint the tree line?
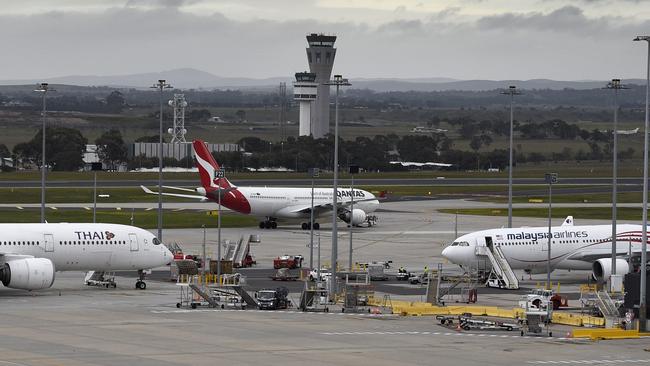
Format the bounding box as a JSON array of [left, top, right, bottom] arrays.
[[0, 119, 632, 173]]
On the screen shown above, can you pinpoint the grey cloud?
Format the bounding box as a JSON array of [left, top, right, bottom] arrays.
[[475, 5, 649, 38], [478, 6, 592, 31], [1, 5, 648, 81], [124, 0, 201, 8], [377, 19, 423, 34]]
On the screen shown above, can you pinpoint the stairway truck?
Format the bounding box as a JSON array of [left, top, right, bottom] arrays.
[[257, 287, 290, 310]]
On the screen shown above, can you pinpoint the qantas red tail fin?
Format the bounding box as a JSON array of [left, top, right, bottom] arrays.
[[192, 140, 232, 189]]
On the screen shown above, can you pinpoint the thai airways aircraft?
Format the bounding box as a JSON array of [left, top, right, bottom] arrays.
[[441, 216, 644, 283], [0, 223, 172, 291], [141, 140, 380, 230]]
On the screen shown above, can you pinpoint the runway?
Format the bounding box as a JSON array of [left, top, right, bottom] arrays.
[[0, 199, 644, 210], [0, 176, 646, 188]]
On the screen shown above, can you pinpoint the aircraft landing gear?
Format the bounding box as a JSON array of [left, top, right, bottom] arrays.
[[301, 222, 320, 230], [259, 218, 278, 229], [135, 269, 147, 290]]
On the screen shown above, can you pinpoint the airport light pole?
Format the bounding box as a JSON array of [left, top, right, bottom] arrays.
[[545, 173, 557, 290], [501, 86, 521, 229], [151, 80, 172, 241], [93, 172, 97, 223], [348, 165, 359, 271], [216, 167, 225, 284], [324, 75, 351, 301], [309, 168, 320, 270], [634, 35, 650, 331], [605, 79, 627, 279], [317, 233, 321, 287], [202, 224, 206, 278], [34, 83, 54, 223]]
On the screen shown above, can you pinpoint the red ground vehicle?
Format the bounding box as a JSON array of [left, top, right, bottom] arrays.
[[273, 255, 303, 269], [241, 254, 257, 268]]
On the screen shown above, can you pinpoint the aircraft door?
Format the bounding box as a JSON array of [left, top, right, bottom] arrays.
[[129, 233, 139, 252], [485, 236, 494, 251], [44, 234, 54, 252]]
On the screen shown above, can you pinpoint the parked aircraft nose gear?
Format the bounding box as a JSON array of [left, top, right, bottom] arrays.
[[135, 269, 147, 290]]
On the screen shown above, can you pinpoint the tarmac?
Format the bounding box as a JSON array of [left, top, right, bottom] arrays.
[[1, 199, 649, 365]]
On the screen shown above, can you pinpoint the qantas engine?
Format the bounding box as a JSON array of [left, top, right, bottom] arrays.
[[0, 258, 55, 290], [339, 209, 366, 226], [592, 258, 630, 283]]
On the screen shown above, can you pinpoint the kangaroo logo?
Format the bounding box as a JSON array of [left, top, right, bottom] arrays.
[[105, 231, 115, 240]]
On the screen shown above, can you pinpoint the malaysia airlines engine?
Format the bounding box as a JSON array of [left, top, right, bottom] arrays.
[[142, 140, 380, 230], [441, 216, 645, 283], [0, 223, 172, 291]]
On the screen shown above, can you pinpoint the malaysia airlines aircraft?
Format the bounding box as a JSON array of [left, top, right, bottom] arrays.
[[0, 223, 172, 291], [441, 216, 645, 283], [142, 140, 380, 230]]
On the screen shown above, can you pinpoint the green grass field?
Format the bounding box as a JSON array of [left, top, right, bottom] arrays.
[[478, 192, 644, 204], [439, 207, 645, 221], [0, 185, 606, 204], [0, 208, 258, 229], [0, 159, 645, 181], [360, 184, 602, 197], [0, 187, 190, 204]]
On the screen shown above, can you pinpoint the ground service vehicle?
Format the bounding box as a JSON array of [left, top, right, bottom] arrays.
[[274, 255, 304, 269], [257, 287, 290, 310]]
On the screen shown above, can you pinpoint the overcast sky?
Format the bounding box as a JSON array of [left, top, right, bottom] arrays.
[[2, 0, 650, 81]]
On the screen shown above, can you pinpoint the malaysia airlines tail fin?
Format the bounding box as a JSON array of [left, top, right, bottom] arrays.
[[192, 140, 232, 189], [561, 216, 574, 226]]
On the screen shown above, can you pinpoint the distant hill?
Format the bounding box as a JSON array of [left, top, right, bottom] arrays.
[[0, 68, 644, 91], [0, 68, 289, 90]]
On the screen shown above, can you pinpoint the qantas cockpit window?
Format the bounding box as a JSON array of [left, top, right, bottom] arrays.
[[152, 238, 161, 245]]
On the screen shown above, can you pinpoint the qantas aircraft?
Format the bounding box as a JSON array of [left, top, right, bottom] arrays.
[[441, 216, 645, 283], [141, 140, 380, 229], [0, 223, 172, 291]]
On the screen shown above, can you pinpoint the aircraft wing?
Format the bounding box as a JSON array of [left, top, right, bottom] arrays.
[[566, 246, 642, 263], [0, 253, 34, 265], [289, 197, 379, 214], [140, 185, 208, 201]]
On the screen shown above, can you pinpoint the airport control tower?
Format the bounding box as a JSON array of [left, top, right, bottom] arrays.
[[306, 33, 336, 138], [293, 72, 318, 136]]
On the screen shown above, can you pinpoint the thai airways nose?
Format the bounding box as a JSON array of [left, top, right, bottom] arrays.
[[441, 246, 460, 264], [441, 246, 452, 260]]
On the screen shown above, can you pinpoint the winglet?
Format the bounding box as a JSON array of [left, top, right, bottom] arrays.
[[561, 216, 574, 226]]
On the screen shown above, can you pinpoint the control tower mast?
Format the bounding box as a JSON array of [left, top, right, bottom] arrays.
[[306, 33, 336, 139], [294, 72, 318, 136], [167, 94, 187, 143]]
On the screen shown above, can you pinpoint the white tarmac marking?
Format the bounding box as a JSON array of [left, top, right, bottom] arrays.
[[357, 231, 460, 235], [527, 361, 650, 365], [318, 330, 577, 342], [151, 308, 397, 318]]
